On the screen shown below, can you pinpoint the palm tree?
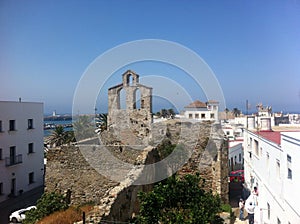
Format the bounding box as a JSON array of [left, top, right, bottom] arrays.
[[225, 108, 230, 120], [95, 113, 108, 134], [47, 125, 67, 147], [161, 109, 168, 118], [73, 115, 95, 141], [232, 108, 241, 117], [168, 108, 175, 118], [65, 130, 76, 143]]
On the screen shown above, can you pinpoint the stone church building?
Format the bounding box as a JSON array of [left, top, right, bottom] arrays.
[[107, 70, 153, 147]]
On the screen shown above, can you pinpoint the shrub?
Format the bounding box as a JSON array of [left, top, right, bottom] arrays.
[[136, 174, 223, 224], [221, 203, 232, 213], [24, 192, 68, 224]]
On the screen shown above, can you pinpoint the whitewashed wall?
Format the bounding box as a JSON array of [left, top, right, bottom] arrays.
[[0, 101, 44, 203]]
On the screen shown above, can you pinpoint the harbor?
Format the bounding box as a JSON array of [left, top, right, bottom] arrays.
[[44, 115, 73, 136]]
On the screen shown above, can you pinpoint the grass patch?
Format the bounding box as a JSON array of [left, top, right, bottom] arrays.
[[37, 205, 93, 224]]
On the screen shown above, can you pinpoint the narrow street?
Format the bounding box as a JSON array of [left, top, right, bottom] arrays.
[[229, 182, 248, 224], [0, 186, 44, 224]]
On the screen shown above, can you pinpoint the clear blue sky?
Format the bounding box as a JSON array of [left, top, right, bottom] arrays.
[[1, 0, 300, 114]]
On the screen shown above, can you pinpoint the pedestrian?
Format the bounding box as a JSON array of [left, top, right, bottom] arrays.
[[253, 186, 259, 196], [245, 200, 255, 224], [252, 186, 259, 205], [239, 198, 245, 220]]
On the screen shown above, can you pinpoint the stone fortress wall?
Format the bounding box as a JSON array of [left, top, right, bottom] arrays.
[[45, 71, 228, 222], [45, 120, 228, 223]]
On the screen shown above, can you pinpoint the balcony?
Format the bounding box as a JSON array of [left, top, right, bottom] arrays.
[[5, 154, 23, 166]]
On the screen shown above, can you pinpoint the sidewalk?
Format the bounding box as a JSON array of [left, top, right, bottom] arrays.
[[0, 186, 44, 224]]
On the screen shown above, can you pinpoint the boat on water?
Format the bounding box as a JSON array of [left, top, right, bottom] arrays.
[[44, 123, 56, 130], [44, 123, 73, 130]]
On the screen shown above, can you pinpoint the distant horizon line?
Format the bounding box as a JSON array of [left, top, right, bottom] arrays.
[[44, 110, 300, 117]]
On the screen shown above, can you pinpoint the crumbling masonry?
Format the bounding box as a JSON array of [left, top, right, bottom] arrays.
[[45, 70, 229, 223], [107, 70, 152, 146]]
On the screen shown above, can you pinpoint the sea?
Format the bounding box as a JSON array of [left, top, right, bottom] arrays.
[[44, 119, 73, 137]]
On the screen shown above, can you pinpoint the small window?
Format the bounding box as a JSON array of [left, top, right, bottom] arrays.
[[210, 113, 215, 119], [28, 119, 33, 129], [189, 114, 193, 119], [276, 160, 280, 179], [234, 156, 237, 164], [0, 182, 3, 195], [201, 113, 205, 119], [0, 120, 2, 132], [287, 154, 292, 163], [28, 143, 34, 154], [239, 153, 241, 162], [9, 120, 16, 131], [195, 113, 199, 119], [288, 168, 292, 179], [0, 148, 2, 160], [254, 140, 259, 156], [29, 172, 34, 184]]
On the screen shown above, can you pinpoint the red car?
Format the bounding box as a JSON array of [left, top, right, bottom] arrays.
[[229, 170, 244, 183]]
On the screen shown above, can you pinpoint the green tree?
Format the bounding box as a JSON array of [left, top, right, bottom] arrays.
[[168, 108, 175, 118], [161, 109, 168, 118], [73, 115, 95, 141], [65, 130, 76, 143], [23, 192, 68, 224], [225, 108, 230, 120], [136, 174, 223, 224], [46, 126, 75, 147], [95, 113, 108, 134], [47, 125, 67, 147], [232, 108, 241, 117]]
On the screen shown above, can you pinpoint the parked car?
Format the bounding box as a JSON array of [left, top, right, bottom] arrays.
[[9, 205, 36, 223], [229, 170, 244, 183]]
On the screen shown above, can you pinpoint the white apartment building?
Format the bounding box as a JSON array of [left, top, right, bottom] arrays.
[[0, 101, 44, 203], [183, 100, 219, 121], [243, 118, 300, 224]]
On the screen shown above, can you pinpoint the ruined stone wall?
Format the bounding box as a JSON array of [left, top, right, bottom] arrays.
[[152, 120, 229, 203], [73, 146, 157, 224], [108, 109, 152, 146], [45, 145, 118, 205], [46, 120, 228, 223]]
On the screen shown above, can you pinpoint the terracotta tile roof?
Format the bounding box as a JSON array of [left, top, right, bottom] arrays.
[[184, 100, 207, 108], [255, 131, 281, 145]]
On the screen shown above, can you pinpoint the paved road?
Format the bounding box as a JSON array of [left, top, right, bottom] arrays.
[[229, 182, 250, 224], [0, 186, 44, 224]]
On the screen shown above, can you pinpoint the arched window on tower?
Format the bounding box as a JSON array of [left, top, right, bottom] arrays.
[[125, 73, 135, 86], [134, 88, 141, 109], [118, 88, 126, 109], [129, 75, 134, 86]]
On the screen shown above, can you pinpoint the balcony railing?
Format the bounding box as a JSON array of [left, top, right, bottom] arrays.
[[5, 154, 22, 166]]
